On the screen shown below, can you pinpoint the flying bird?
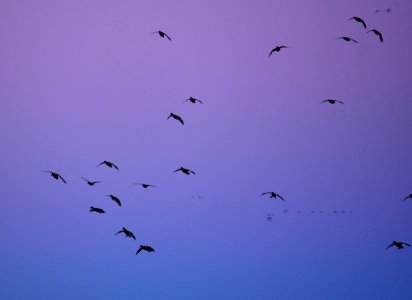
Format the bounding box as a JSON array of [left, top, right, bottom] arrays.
[[261, 192, 285, 201], [136, 245, 155, 255], [167, 113, 184, 125], [152, 30, 171, 41], [115, 227, 136, 240], [174, 167, 196, 175], [106, 194, 121, 206], [268, 45, 288, 57], [89, 206, 105, 213], [367, 29, 383, 42], [133, 183, 157, 188], [97, 161, 119, 170], [386, 241, 410, 250], [81, 177, 102, 186], [403, 194, 412, 201], [348, 16, 367, 29], [43, 171, 66, 183], [321, 99, 344, 104], [337, 36, 358, 43], [184, 97, 203, 104]]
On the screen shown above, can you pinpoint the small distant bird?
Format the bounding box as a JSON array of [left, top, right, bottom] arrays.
[[115, 227, 136, 240], [403, 194, 412, 201], [386, 241, 410, 250], [367, 29, 383, 42], [136, 245, 155, 255], [337, 36, 358, 43], [90, 206, 105, 213], [106, 194, 121, 206], [261, 192, 285, 201], [167, 113, 184, 125], [267, 213, 274, 222], [184, 97, 203, 104], [268, 45, 288, 57], [133, 183, 157, 188], [81, 177, 102, 186], [174, 167, 196, 175], [152, 30, 171, 41], [321, 99, 344, 104], [43, 171, 66, 183], [386, 8, 391, 13], [349, 17, 367, 29], [375, 9, 380, 14], [97, 161, 119, 170]]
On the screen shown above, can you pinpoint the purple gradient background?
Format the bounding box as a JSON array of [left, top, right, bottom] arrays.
[[1, 0, 412, 299]]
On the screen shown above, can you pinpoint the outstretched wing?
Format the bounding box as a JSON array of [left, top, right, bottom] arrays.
[[173, 168, 182, 173], [97, 162, 104, 167], [130, 232, 136, 240], [81, 177, 88, 182], [189, 170, 196, 175], [261, 192, 271, 196], [112, 163, 119, 170], [403, 195, 411, 201], [403, 243, 411, 247], [58, 175, 67, 184], [337, 100, 345, 104], [268, 49, 275, 58], [136, 247, 143, 255], [386, 243, 395, 249], [178, 117, 184, 125], [277, 194, 285, 201], [164, 32, 172, 41], [115, 229, 124, 235]]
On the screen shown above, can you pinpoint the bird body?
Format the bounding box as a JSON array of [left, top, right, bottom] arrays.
[[337, 36, 358, 43], [152, 31, 172, 41], [386, 241, 410, 249], [81, 177, 101, 186], [90, 206, 105, 213], [43, 171, 66, 183], [115, 227, 136, 240], [367, 29, 383, 42], [174, 167, 196, 175], [349, 16, 367, 29], [261, 192, 285, 201], [321, 99, 344, 104], [167, 113, 184, 125], [184, 97, 203, 104], [136, 245, 155, 255], [107, 194, 121, 206], [97, 161, 119, 170], [268, 45, 288, 57], [134, 183, 157, 188]]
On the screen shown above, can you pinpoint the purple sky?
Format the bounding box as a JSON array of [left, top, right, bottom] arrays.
[[1, 0, 412, 299]]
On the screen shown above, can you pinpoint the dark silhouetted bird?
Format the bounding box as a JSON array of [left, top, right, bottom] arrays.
[[386, 8, 391, 13], [167, 113, 184, 125], [152, 31, 171, 41], [261, 192, 285, 201], [367, 29, 383, 42], [90, 206, 105, 213], [133, 183, 157, 188], [43, 171, 66, 183], [386, 241, 410, 250], [184, 97, 203, 104], [321, 99, 344, 104], [97, 161, 119, 170], [403, 194, 412, 201], [81, 177, 102, 186], [375, 9, 380, 14], [349, 16, 367, 29], [268, 45, 288, 57], [136, 245, 155, 255], [106, 194, 121, 206], [115, 227, 136, 240], [174, 167, 196, 175], [337, 36, 358, 43]]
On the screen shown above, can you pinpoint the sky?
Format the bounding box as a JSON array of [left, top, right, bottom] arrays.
[[1, 0, 412, 299]]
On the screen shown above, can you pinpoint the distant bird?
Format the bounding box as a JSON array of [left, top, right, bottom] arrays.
[[267, 213, 274, 222], [261, 192, 285, 201], [167, 113, 184, 125], [106, 194, 121, 206], [337, 36, 358, 43], [268, 45, 288, 57], [386, 241, 410, 250], [321, 99, 344, 104], [367, 29, 383, 42], [136, 245, 155, 255], [115, 227, 136, 240], [152, 30, 171, 41], [174, 167, 196, 175], [43, 171, 66, 183], [386, 8, 391, 13], [349, 16, 367, 29], [184, 97, 203, 104], [90, 206, 105, 213], [133, 183, 157, 188], [97, 161, 119, 170], [375, 9, 380, 14], [403, 194, 412, 201], [81, 177, 102, 186]]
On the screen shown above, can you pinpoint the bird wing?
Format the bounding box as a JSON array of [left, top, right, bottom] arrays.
[[377, 31, 383, 42], [351, 38, 359, 43], [261, 192, 271, 195], [404, 243, 411, 247], [268, 49, 275, 57], [277, 194, 285, 201], [386, 243, 395, 249], [136, 247, 143, 255], [360, 19, 367, 28], [321, 100, 329, 103], [403, 195, 411, 201], [178, 117, 184, 125], [112, 163, 119, 170], [337, 100, 344, 104], [173, 168, 181, 173], [130, 232, 136, 240], [58, 175, 67, 183], [115, 229, 124, 235], [97, 162, 104, 167], [164, 33, 172, 41], [92, 181, 102, 184], [189, 170, 196, 175], [196, 98, 203, 104], [151, 31, 159, 35], [113, 198, 121, 206], [81, 177, 88, 182]]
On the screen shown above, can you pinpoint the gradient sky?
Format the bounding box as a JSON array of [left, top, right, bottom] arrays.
[[1, 0, 412, 299]]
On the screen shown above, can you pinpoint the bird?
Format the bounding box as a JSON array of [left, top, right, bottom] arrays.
[[81, 177, 102, 186], [152, 30, 171, 41], [173, 167, 196, 175], [133, 183, 157, 188], [386, 241, 410, 250], [97, 161, 119, 170], [375, 9, 380, 14], [89, 206, 105, 213], [321, 99, 344, 104], [337, 36, 358, 43], [106, 194, 121, 206], [268, 45, 288, 57], [184, 97, 203, 104], [348, 16, 367, 29], [261, 192, 285, 201], [43, 171, 66, 183], [115, 227, 136, 240], [167, 113, 184, 125], [403, 194, 412, 201], [386, 8, 391, 13], [136, 245, 155, 255], [367, 29, 383, 42]]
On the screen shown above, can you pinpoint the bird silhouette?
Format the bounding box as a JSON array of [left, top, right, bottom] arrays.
[[115, 227, 136, 240], [184, 97, 203, 104], [261, 192, 285, 201], [321, 99, 344, 104], [106, 194, 121, 206], [167, 113, 184, 125], [136, 245, 155, 255], [337, 36, 358, 43], [386, 241, 410, 250], [348, 16, 367, 29], [81, 177, 102, 186], [89, 206, 105, 213], [386, 8, 391, 13], [375, 9, 380, 14], [133, 183, 157, 188], [174, 167, 196, 175], [268, 45, 288, 57], [403, 194, 412, 201], [43, 171, 66, 183], [367, 29, 383, 42], [152, 31, 171, 41], [97, 161, 119, 170]]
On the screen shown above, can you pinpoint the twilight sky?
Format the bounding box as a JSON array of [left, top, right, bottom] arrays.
[[1, 0, 412, 299]]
